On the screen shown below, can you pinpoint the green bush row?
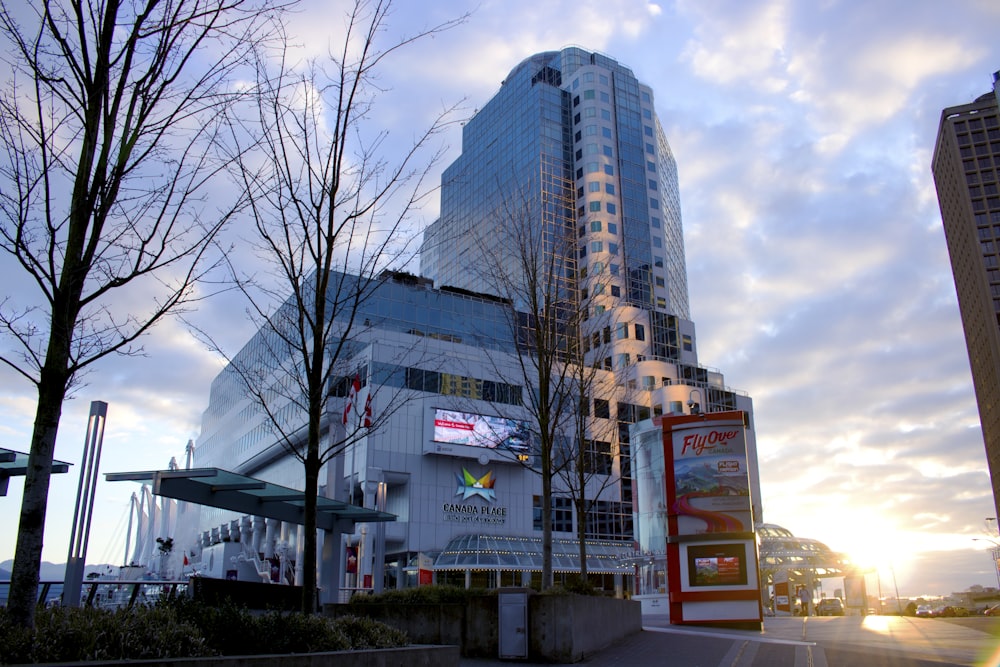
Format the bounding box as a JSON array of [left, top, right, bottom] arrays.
[[0, 598, 407, 664], [348, 584, 496, 605]]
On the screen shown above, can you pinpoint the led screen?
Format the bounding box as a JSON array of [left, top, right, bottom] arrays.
[[433, 409, 530, 451], [687, 543, 748, 587]]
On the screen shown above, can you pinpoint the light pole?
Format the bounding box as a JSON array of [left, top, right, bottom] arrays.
[[973, 538, 1000, 590]]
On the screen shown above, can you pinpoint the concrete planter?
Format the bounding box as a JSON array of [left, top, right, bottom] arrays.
[[327, 593, 642, 663]]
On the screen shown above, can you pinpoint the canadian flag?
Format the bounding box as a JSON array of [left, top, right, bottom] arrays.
[[183, 553, 190, 566], [363, 390, 373, 428], [343, 373, 362, 426]]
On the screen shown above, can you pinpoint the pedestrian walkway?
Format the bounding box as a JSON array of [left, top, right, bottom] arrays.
[[459, 615, 1000, 667]]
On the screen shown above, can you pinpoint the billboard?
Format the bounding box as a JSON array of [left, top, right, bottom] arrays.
[[670, 419, 752, 534], [432, 409, 530, 452]]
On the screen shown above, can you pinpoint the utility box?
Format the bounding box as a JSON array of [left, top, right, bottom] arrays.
[[498, 587, 530, 660]]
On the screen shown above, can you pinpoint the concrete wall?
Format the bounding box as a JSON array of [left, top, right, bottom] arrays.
[[328, 594, 642, 663], [530, 595, 642, 662]]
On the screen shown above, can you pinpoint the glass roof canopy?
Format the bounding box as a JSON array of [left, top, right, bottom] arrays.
[[1, 447, 71, 496], [434, 534, 633, 573], [106, 467, 395, 531]]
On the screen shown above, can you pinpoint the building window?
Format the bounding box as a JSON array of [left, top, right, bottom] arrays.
[[534, 495, 573, 532], [607, 222, 617, 234], [606, 203, 617, 214], [589, 182, 601, 193], [617, 323, 628, 339], [682, 335, 693, 351], [584, 440, 613, 475], [604, 164, 614, 175], [591, 240, 603, 252], [590, 219, 602, 231], [589, 201, 601, 212], [634, 323, 645, 341], [594, 398, 611, 419], [610, 285, 621, 297]]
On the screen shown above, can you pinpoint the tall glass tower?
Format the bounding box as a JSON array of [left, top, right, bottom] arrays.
[[422, 47, 689, 320], [421, 46, 759, 522]]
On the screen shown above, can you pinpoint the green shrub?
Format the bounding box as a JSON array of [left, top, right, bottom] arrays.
[[0, 598, 406, 663], [0, 605, 213, 664], [334, 614, 408, 648], [349, 585, 494, 605]]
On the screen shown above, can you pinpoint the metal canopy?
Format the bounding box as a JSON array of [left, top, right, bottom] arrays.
[[105, 467, 395, 531], [1, 447, 71, 496]]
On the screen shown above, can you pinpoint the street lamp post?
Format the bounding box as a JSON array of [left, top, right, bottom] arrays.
[[973, 538, 1000, 590]]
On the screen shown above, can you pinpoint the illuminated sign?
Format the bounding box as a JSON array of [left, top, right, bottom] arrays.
[[687, 544, 748, 587], [433, 409, 530, 452]]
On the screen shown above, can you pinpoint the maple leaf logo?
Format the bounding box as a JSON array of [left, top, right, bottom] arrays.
[[455, 468, 496, 502]]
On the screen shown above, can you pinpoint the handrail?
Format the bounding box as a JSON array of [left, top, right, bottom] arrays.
[[0, 579, 189, 610]]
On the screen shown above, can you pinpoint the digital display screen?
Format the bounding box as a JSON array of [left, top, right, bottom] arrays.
[[687, 544, 748, 587], [432, 409, 530, 451]]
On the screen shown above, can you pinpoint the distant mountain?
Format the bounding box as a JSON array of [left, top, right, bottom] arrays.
[[0, 560, 65, 580], [0, 560, 118, 581]]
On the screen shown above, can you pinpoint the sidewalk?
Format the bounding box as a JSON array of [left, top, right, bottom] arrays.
[[458, 615, 1000, 667]]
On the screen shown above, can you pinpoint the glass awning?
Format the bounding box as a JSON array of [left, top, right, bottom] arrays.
[[1, 447, 71, 496], [106, 467, 394, 531], [434, 534, 632, 573]]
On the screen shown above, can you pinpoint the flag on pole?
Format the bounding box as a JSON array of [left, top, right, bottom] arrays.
[[183, 553, 190, 566], [343, 374, 362, 425], [364, 390, 373, 428]]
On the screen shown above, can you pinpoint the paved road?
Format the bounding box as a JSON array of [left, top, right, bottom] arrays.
[[460, 615, 1000, 667]]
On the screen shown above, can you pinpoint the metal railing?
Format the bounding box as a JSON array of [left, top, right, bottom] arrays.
[[0, 579, 188, 610]]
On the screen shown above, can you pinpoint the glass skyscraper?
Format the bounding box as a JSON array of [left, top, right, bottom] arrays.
[[422, 47, 689, 320]]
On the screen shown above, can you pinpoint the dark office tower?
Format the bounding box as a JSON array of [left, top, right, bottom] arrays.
[[933, 71, 1000, 518]]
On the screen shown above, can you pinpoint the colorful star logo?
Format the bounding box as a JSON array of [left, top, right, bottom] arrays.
[[455, 468, 496, 502]]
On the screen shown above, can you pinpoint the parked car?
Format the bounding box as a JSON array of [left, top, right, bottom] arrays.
[[916, 604, 934, 617], [940, 606, 969, 617], [816, 598, 845, 616], [984, 604, 1000, 616]]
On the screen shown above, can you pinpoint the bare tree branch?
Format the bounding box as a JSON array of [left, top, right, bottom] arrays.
[[208, 0, 467, 612], [0, 0, 282, 628]]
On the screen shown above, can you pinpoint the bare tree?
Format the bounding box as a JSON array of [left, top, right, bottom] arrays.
[[0, 0, 278, 628], [214, 0, 465, 612], [465, 165, 585, 591]]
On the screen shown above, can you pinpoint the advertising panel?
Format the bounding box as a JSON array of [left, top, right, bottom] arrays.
[[432, 409, 530, 452], [687, 543, 748, 587], [670, 418, 752, 535]]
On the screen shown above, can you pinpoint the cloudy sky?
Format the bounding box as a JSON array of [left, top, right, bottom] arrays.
[[2, 0, 1000, 598]]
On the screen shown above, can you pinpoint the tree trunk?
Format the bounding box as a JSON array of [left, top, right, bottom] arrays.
[[6, 369, 69, 628], [301, 422, 321, 613], [541, 449, 553, 590]]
